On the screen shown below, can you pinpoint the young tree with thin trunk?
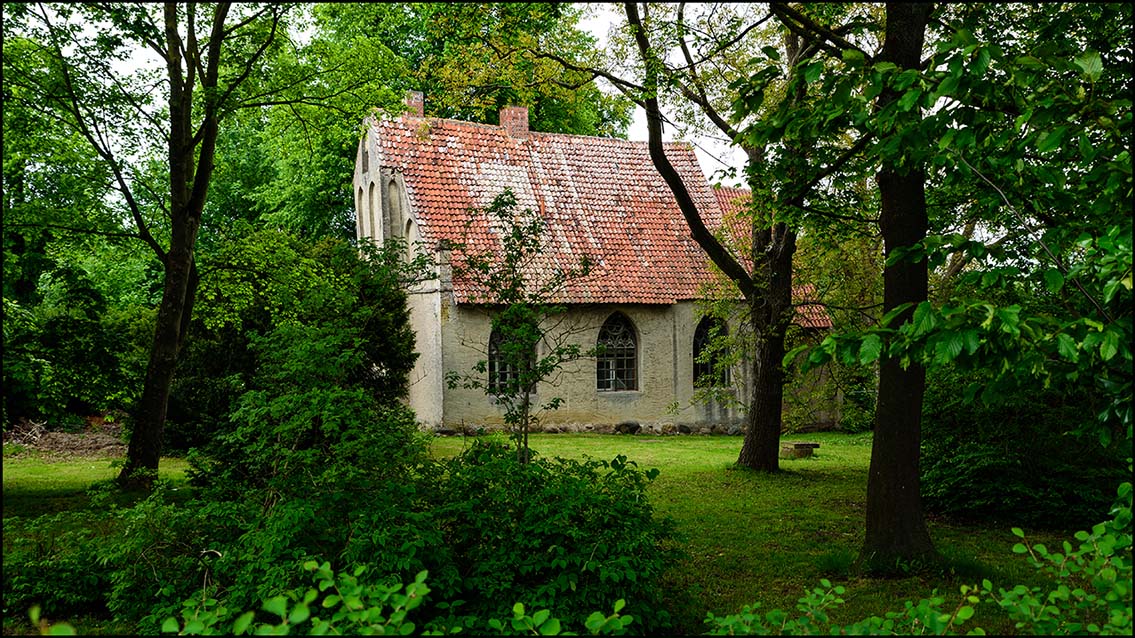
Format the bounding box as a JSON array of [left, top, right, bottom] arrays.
[[6, 3, 294, 487], [446, 189, 592, 464]]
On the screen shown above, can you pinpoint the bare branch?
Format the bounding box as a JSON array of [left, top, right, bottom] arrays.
[[670, 8, 773, 74], [674, 4, 742, 142], [770, 3, 872, 61], [214, 5, 282, 114]]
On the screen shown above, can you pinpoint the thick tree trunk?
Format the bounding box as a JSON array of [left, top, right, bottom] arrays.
[[118, 2, 220, 488], [862, 169, 935, 566], [736, 224, 796, 472], [736, 304, 787, 471], [859, 2, 937, 569]]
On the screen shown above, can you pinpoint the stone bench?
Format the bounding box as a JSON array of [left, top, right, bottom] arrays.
[[780, 441, 820, 459]]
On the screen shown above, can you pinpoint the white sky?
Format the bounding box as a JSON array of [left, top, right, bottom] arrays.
[[577, 3, 749, 187]]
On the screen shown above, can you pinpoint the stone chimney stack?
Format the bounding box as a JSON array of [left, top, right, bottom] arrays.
[[405, 91, 424, 118], [500, 105, 529, 138]]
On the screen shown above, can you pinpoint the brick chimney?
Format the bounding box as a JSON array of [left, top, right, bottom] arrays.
[[500, 105, 529, 138], [405, 91, 424, 118]]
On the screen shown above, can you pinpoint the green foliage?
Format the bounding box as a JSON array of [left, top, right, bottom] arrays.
[[922, 367, 1129, 529], [3, 511, 110, 619], [155, 561, 637, 636], [2, 259, 155, 426], [18, 440, 675, 635], [161, 562, 437, 636], [778, 4, 1132, 446], [993, 479, 1132, 635], [430, 440, 679, 633], [167, 227, 418, 453]]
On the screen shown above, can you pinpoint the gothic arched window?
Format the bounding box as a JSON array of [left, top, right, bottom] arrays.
[[597, 312, 637, 391], [693, 316, 729, 387], [488, 324, 535, 393]]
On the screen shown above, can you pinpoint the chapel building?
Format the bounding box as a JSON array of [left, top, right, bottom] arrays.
[[353, 92, 831, 434]]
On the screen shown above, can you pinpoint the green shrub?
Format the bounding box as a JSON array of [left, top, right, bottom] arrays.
[[921, 367, 1130, 529], [152, 562, 637, 636], [2, 512, 110, 618], [2, 274, 152, 427], [430, 439, 681, 634], [166, 228, 419, 454]]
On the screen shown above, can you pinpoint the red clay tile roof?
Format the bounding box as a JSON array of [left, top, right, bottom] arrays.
[[713, 186, 751, 222], [367, 113, 830, 328], [709, 188, 830, 329]]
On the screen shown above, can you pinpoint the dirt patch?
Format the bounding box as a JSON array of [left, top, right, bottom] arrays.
[[3, 417, 127, 460]]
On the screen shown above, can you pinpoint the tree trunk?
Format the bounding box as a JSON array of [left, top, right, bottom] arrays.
[[118, 2, 221, 488], [120, 241, 194, 487], [736, 217, 796, 472], [862, 168, 935, 567], [859, 2, 937, 569], [625, 3, 801, 473], [736, 291, 789, 471]]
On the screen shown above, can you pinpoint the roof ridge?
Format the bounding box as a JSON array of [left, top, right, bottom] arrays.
[[374, 115, 695, 151]]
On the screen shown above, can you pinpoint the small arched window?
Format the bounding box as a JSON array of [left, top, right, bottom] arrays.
[[693, 316, 729, 387], [386, 179, 403, 241], [356, 186, 365, 239], [597, 312, 637, 391], [405, 218, 416, 261], [488, 324, 535, 394]]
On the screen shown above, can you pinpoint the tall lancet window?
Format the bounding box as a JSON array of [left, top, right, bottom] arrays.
[[596, 312, 637, 391], [693, 316, 729, 387]]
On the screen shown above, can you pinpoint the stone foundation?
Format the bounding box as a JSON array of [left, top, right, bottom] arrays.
[[431, 419, 747, 436]]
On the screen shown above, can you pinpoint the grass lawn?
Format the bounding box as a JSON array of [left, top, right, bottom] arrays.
[[2, 449, 189, 518], [3, 433, 1075, 634], [431, 432, 1068, 633]]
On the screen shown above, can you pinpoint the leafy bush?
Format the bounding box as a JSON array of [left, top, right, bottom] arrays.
[[921, 367, 1130, 529], [1, 268, 153, 427], [150, 562, 637, 636], [99, 487, 242, 630], [2, 511, 110, 618], [166, 227, 419, 453], [429, 440, 681, 634]]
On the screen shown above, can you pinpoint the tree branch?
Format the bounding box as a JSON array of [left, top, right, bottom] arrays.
[[770, 3, 872, 61], [6, 222, 145, 243], [784, 133, 875, 207], [626, 2, 755, 300], [674, 3, 742, 143], [956, 155, 1114, 324], [34, 3, 166, 261]]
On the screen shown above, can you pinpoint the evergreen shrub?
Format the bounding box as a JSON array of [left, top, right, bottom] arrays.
[[921, 367, 1130, 528]]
